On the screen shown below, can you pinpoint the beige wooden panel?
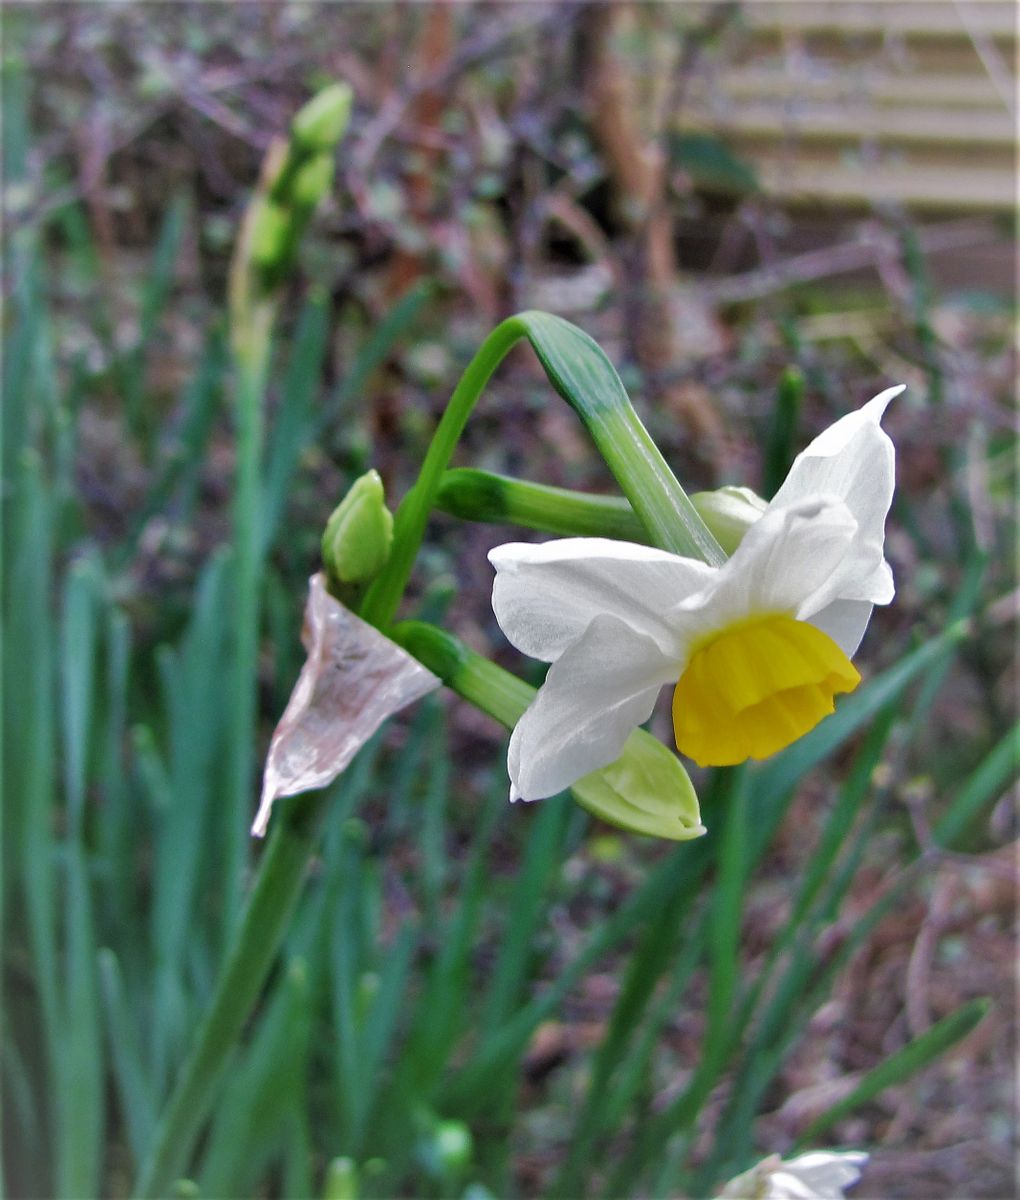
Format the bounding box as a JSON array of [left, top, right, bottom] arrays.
[[690, 99, 1013, 147], [740, 1, 1017, 41], [699, 67, 1011, 110], [681, 1, 1017, 212], [744, 146, 1016, 210]]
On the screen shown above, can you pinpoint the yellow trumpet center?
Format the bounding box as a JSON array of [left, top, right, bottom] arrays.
[[672, 614, 860, 768]]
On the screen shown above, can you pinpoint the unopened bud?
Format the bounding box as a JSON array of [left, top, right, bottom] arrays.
[[292, 83, 353, 153], [249, 199, 290, 269], [323, 1157, 358, 1200], [433, 1121, 472, 1173], [291, 152, 335, 212], [690, 485, 768, 555], [321, 470, 393, 586]]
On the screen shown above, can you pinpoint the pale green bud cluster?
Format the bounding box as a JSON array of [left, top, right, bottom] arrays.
[[321, 469, 394, 588], [248, 81, 352, 291]]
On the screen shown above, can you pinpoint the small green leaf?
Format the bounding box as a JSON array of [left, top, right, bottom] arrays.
[[668, 132, 759, 195]]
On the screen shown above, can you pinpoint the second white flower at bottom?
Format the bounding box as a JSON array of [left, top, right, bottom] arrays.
[[489, 387, 902, 803]]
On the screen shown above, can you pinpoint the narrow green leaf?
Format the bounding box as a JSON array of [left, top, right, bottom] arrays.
[[481, 796, 570, 1033], [795, 999, 990, 1147], [933, 722, 1018, 849], [98, 949, 157, 1165]]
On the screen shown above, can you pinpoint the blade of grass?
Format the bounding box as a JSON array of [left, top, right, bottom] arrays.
[[394, 778, 503, 1105], [124, 196, 190, 446], [261, 291, 330, 555], [98, 948, 157, 1167], [326, 282, 434, 445], [133, 785, 333, 1198], [605, 770, 749, 1198], [115, 330, 227, 567], [197, 958, 313, 1198], [480, 794, 571, 1034], [6, 452, 60, 1200], [447, 836, 712, 1111], [96, 606, 134, 938], [553, 867, 698, 1194], [933, 722, 1018, 850], [794, 999, 990, 1148], [59, 557, 104, 1197]]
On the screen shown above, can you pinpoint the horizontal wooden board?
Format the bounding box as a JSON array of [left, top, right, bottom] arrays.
[[738, 1, 1016, 40], [681, 1, 1017, 212]]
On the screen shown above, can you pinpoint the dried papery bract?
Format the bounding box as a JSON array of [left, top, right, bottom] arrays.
[[252, 574, 440, 836]]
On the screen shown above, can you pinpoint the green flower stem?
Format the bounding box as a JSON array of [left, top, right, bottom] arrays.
[[133, 790, 329, 1198], [392, 620, 530, 728], [393, 621, 704, 841], [521, 312, 725, 566], [436, 468, 651, 544], [359, 318, 525, 628], [137, 309, 715, 1191], [224, 312, 273, 931], [362, 310, 724, 628]]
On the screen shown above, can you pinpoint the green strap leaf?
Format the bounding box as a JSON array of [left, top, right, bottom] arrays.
[[794, 999, 990, 1148]]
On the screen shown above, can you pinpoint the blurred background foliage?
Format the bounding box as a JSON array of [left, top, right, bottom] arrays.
[[2, 3, 1016, 1198]]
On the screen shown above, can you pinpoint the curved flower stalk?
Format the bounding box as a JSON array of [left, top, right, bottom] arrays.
[[716, 1150, 868, 1199], [490, 387, 903, 802]]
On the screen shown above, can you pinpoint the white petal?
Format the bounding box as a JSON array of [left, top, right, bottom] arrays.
[[772, 1152, 869, 1198], [765, 1173, 816, 1200], [507, 613, 678, 801], [769, 388, 901, 604], [490, 537, 714, 663], [680, 495, 862, 631], [808, 598, 875, 658]]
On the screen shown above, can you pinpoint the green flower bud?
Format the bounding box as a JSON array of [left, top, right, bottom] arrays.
[[432, 1121, 472, 1174], [690, 485, 768, 555], [321, 470, 393, 586], [292, 82, 353, 153], [248, 199, 290, 269], [322, 1157, 358, 1200], [291, 152, 335, 211]]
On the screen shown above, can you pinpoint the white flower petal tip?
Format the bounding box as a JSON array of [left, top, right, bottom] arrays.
[[252, 574, 441, 837], [717, 1150, 869, 1200]]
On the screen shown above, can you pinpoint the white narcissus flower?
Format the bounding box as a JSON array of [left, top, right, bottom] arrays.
[[489, 388, 902, 802], [717, 1150, 869, 1199]]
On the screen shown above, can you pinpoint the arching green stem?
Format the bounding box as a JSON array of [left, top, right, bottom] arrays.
[[361, 311, 724, 629]]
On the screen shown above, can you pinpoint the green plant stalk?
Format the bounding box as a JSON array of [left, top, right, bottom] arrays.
[[133, 789, 328, 1197], [392, 620, 530, 727], [137, 309, 714, 1191], [224, 308, 273, 931], [362, 311, 723, 628], [436, 468, 649, 542]]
